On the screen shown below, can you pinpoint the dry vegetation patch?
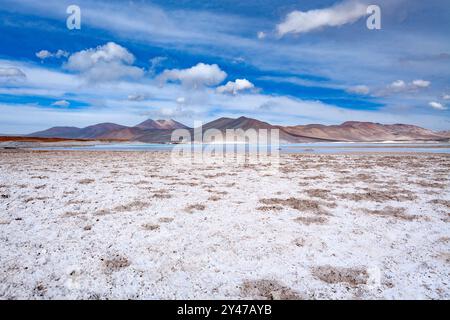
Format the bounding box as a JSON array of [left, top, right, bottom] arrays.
[[184, 204, 206, 213], [158, 217, 174, 223], [114, 200, 150, 212], [304, 188, 333, 199], [78, 179, 95, 185], [294, 216, 328, 225], [337, 189, 417, 202], [363, 206, 418, 221], [103, 255, 131, 272], [429, 199, 450, 209], [142, 223, 160, 231], [260, 197, 328, 214], [241, 279, 302, 300], [256, 205, 283, 212], [312, 265, 369, 286], [413, 180, 446, 189]]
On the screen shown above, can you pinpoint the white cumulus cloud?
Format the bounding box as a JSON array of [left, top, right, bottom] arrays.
[[390, 80, 406, 89], [159, 63, 227, 89], [176, 97, 186, 104], [383, 79, 431, 95], [277, 0, 367, 36], [65, 42, 144, 82], [216, 79, 255, 95], [442, 94, 450, 100], [36, 50, 52, 60], [36, 49, 69, 60], [347, 85, 370, 95], [52, 100, 70, 107], [429, 101, 447, 110], [412, 79, 430, 88]]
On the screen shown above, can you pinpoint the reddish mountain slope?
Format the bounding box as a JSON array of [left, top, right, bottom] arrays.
[[28, 117, 449, 143]]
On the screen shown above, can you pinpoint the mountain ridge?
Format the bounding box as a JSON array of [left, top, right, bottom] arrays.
[[28, 117, 450, 143]]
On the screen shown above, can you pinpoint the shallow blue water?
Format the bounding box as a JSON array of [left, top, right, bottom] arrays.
[[33, 142, 450, 154]]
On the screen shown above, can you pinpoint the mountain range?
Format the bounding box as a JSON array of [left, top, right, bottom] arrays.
[[29, 117, 450, 143]]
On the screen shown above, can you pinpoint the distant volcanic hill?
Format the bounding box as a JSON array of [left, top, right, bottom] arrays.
[[438, 130, 450, 137], [30, 123, 128, 139], [28, 117, 449, 143], [135, 119, 190, 130], [283, 121, 446, 142]]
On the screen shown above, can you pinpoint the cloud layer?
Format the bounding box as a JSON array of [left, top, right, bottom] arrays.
[[65, 42, 144, 82], [429, 101, 447, 110], [277, 0, 367, 36], [36, 50, 69, 60], [0, 67, 26, 82], [216, 79, 255, 95], [159, 63, 227, 89]]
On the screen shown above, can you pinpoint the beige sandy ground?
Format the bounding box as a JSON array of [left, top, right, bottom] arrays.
[[0, 150, 449, 299]]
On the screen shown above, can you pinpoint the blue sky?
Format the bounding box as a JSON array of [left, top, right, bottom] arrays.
[[0, 0, 449, 133]]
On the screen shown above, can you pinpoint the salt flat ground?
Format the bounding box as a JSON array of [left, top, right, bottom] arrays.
[[0, 150, 449, 299]]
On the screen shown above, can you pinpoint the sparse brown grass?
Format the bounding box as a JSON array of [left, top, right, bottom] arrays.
[[337, 189, 417, 202], [312, 265, 369, 286], [203, 172, 227, 178], [184, 204, 206, 213], [429, 199, 450, 208], [152, 189, 172, 199], [293, 238, 306, 247], [62, 211, 85, 217], [114, 200, 150, 212], [436, 252, 450, 264], [413, 181, 446, 189], [94, 209, 110, 216], [103, 255, 131, 272], [363, 206, 418, 221], [152, 193, 172, 199], [241, 279, 302, 300], [301, 175, 326, 181], [353, 173, 375, 182], [142, 223, 160, 231], [78, 179, 95, 185], [24, 196, 49, 203], [256, 205, 283, 212], [304, 188, 333, 200], [294, 216, 328, 225], [31, 175, 48, 180], [260, 197, 328, 214]]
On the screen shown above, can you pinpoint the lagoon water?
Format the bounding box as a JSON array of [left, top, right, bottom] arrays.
[[34, 142, 450, 154]]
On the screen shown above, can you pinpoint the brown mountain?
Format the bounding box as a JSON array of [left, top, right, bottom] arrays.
[[284, 121, 445, 142], [30, 123, 127, 139], [202, 116, 274, 131], [135, 119, 189, 130], [438, 130, 450, 137], [200, 116, 321, 143], [29, 117, 449, 143]]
